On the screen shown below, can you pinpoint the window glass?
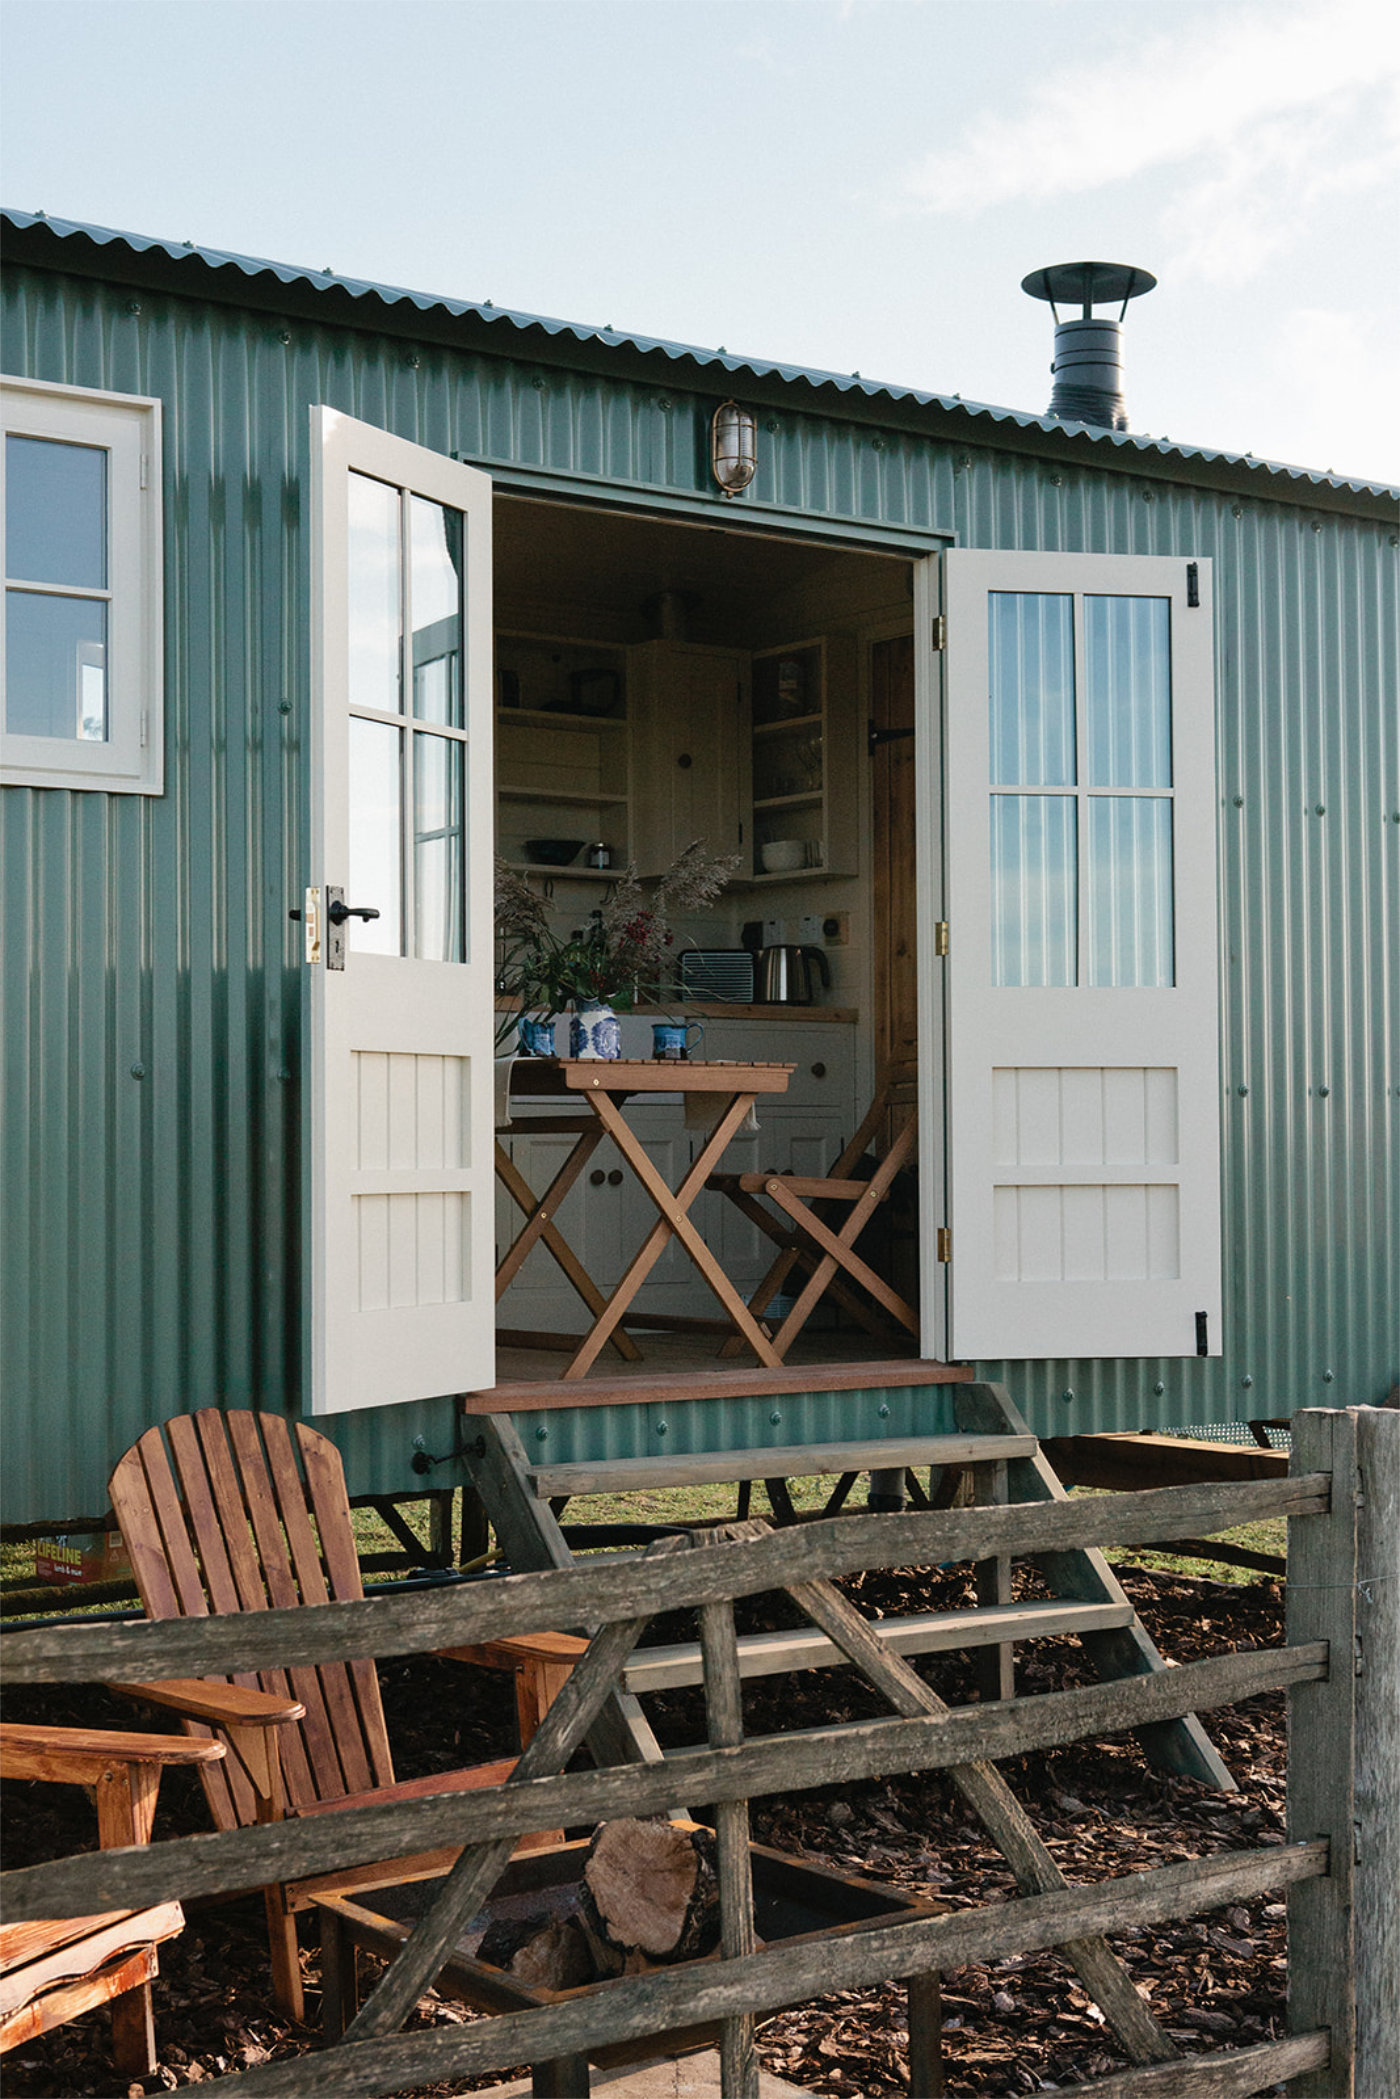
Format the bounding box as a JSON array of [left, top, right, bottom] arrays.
[[990, 794, 1077, 986], [348, 717, 403, 954], [989, 592, 1075, 785], [347, 473, 401, 716], [414, 730, 466, 961], [5, 435, 106, 588], [1085, 595, 1171, 788], [1088, 797, 1175, 985], [409, 498, 463, 726], [4, 591, 107, 740]]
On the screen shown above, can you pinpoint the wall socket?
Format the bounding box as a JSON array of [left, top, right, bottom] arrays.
[[795, 913, 825, 944], [820, 912, 850, 946]]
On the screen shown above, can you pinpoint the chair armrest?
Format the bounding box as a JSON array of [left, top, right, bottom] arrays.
[[113, 1680, 305, 1729], [0, 1722, 227, 1785]]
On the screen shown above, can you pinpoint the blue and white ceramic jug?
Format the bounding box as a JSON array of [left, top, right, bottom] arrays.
[[569, 998, 621, 1060]]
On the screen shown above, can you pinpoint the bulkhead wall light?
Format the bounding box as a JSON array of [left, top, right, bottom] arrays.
[[711, 400, 757, 496]]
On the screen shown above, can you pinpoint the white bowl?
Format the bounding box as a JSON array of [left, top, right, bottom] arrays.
[[761, 839, 806, 874]]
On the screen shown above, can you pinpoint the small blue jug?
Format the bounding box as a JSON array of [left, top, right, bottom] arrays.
[[517, 1014, 556, 1057]]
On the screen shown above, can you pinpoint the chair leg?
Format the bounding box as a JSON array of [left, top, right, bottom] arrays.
[[109, 1975, 158, 2078], [265, 1885, 305, 2022], [319, 1906, 359, 2042]]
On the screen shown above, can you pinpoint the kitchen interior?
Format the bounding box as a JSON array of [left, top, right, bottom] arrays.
[[491, 494, 921, 1374]]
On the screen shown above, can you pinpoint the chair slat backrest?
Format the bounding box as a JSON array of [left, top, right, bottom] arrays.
[[109, 1410, 395, 1830]]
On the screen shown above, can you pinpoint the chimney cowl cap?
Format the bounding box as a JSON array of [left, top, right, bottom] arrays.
[[1023, 262, 1157, 312]]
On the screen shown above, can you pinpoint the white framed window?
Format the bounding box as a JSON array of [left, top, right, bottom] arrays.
[[1, 376, 163, 794]]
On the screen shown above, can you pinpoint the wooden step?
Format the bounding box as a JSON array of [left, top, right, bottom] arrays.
[[621, 1599, 1136, 1694], [527, 1433, 1037, 1499]]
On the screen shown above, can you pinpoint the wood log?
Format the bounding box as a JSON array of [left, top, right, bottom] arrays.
[[583, 1821, 720, 1964], [475, 1913, 594, 1994]]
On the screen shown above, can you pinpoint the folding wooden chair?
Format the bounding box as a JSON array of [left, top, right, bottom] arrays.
[[708, 1066, 919, 1361], [108, 1408, 578, 2021], [0, 1722, 225, 2075]]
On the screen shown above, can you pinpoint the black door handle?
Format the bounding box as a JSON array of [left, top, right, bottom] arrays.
[[327, 899, 380, 926]]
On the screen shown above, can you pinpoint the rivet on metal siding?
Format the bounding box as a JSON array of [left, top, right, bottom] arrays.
[[1049, 473, 1063, 486], [1317, 1085, 1330, 1098], [1311, 520, 1323, 532], [535, 1425, 548, 1441], [1322, 1370, 1335, 1383], [878, 1404, 891, 1419], [1060, 1388, 1074, 1404], [532, 376, 547, 391], [764, 417, 780, 433], [277, 1070, 291, 1083], [1153, 1381, 1165, 1395], [129, 1065, 145, 1080], [769, 1411, 782, 1426], [656, 1421, 668, 1436], [1242, 1375, 1253, 1388], [405, 354, 420, 369], [656, 397, 672, 412], [278, 701, 292, 716], [1233, 795, 1244, 807], [1141, 490, 1154, 502], [279, 332, 291, 346], [1314, 804, 1326, 815], [871, 437, 887, 452], [1237, 1085, 1249, 1096], [1232, 505, 1244, 519], [125, 300, 141, 316]]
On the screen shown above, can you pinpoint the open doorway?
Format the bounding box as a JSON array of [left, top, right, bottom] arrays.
[[490, 494, 922, 1392]]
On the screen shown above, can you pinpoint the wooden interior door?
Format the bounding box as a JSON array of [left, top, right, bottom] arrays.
[[870, 632, 920, 1307]]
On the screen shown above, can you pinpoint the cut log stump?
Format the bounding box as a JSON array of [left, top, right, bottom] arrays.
[[583, 1820, 721, 1967]]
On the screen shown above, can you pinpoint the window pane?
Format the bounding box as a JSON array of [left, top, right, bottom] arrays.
[[414, 731, 466, 962], [4, 589, 107, 740], [1088, 797, 1174, 985], [5, 435, 106, 588], [348, 717, 403, 954], [348, 473, 401, 715], [410, 498, 463, 726], [991, 794, 1077, 986], [989, 592, 1075, 785], [1085, 595, 1171, 787]]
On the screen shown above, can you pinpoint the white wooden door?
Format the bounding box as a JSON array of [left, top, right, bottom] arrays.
[[307, 409, 496, 1413], [919, 550, 1222, 1361]]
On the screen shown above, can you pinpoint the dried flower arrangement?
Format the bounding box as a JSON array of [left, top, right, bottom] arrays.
[[494, 838, 739, 1044]]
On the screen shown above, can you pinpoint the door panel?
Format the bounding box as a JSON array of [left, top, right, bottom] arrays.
[[309, 410, 496, 1412], [918, 550, 1222, 1362]]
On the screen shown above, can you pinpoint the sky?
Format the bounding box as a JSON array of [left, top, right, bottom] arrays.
[[3, 0, 1398, 487]]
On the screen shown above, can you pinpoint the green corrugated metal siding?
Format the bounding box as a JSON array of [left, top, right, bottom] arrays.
[[1, 257, 1396, 1520]]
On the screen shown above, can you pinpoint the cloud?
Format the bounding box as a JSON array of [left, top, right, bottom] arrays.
[[903, 0, 1400, 280]]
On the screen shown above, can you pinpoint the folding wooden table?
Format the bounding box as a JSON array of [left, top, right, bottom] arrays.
[[496, 1059, 794, 1379]]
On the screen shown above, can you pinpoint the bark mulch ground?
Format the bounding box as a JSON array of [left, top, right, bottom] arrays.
[[1, 1563, 1288, 2098]]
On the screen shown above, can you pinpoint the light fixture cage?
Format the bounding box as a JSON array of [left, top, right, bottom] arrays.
[[711, 399, 757, 497]]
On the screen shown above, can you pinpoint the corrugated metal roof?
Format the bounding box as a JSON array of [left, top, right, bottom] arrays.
[[5, 207, 1396, 507]]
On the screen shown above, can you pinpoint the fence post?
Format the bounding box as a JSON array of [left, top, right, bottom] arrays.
[[1287, 1409, 1358, 2098], [1353, 1406, 1400, 2099]]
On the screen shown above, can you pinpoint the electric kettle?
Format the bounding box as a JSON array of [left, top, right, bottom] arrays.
[[755, 944, 830, 1004]]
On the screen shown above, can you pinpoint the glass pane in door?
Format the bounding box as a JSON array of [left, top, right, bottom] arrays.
[[4, 590, 107, 739], [1087, 796, 1174, 985], [348, 473, 401, 716], [990, 794, 1077, 986], [414, 730, 466, 962], [409, 497, 463, 726], [1085, 596, 1171, 787], [348, 716, 403, 953], [989, 593, 1075, 785], [5, 435, 106, 587]]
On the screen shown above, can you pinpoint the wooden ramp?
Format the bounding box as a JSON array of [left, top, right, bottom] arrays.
[[463, 1381, 1236, 1791]]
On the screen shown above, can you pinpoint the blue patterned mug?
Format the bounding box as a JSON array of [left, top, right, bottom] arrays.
[[517, 1014, 556, 1057], [570, 999, 622, 1060], [652, 1020, 704, 1061]]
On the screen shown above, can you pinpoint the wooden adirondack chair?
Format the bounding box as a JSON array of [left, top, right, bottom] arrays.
[[0, 1722, 225, 2075], [108, 1408, 572, 2022], [708, 1064, 920, 1360]]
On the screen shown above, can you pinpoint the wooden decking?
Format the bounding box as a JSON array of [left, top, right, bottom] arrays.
[[468, 1328, 967, 1413]]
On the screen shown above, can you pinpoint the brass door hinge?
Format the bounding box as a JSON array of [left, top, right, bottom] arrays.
[[937, 1226, 952, 1262], [931, 614, 946, 650], [934, 921, 949, 957]]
